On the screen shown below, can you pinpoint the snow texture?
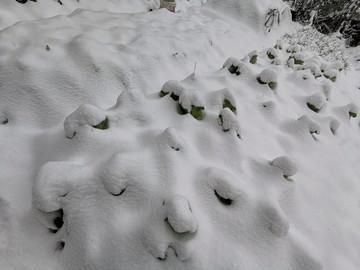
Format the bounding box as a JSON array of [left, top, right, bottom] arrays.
[[0, 1, 360, 270]]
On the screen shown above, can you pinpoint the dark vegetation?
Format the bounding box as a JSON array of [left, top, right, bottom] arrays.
[[285, 0, 360, 47]]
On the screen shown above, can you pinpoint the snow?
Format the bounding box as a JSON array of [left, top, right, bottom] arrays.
[[64, 103, 108, 139], [257, 68, 277, 84], [164, 195, 198, 234], [270, 156, 298, 178], [1, 0, 360, 270]]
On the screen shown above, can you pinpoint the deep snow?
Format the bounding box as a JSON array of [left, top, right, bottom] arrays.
[[1, 0, 360, 270]]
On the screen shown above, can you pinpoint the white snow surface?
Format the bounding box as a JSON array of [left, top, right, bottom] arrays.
[[1, 1, 360, 270]]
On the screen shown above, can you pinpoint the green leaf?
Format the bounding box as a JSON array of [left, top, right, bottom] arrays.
[[228, 64, 238, 75], [223, 99, 236, 113], [250, 55, 257, 64], [268, 81, 277, 90], [267, 52, 275, 59], [349, 111, 357, 118], [93, 117, 109, 130], [190, 105, 205, 120], [324, 74, 337, 82]]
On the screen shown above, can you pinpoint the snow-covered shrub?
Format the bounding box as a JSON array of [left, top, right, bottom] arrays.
[[329, 117, 340, 134], [321, 81, 332, 100], [336, 103, 360, 121], [323, 68, 339, 82], [218, 108, 241, 138], [271, 156, 298, 179], [63, 104, 109, 139], [164, 195, 198, 233], [223, 57, 246, 76], [267, 47, 278, 59], [281, 26, 349, 69], [347, 103, 359, 119], [297, 115, 320, 135], [288, 53, 305, 65], [286, 44, 301, 54], [160, 80, 185, 99], [223, 98, 237, 114], [304, 63, 322, 78], [274, 40, 285, 50], [257, 68, 278, 90], [306, 93, 326, 113], [248, 50, 258, 64]]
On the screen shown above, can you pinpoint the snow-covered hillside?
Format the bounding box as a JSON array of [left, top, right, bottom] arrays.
[[1, 1, 360, 270]]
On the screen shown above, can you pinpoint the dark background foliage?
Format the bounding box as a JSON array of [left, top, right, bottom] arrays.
[[284, 0, 360, 47]]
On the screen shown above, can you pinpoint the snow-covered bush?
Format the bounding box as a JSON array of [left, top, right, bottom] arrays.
[[218, 108, 241, 138], [297, 115, 321, 135], [323, 68, 339, 82], [288, 53, 305, 65], [271, 156, 298, 179], [307, 93, 326, 113], [281, 26, 349, 69], [329, 117, 340, 134], [64, 104, 109, 139], [286, 44, 301, 54], [223, 57, 246, 76], [267, 47, 278, 60], [248, 50, 258, 64], [342, 103, 359, 119], [257, 68, 278, 90]]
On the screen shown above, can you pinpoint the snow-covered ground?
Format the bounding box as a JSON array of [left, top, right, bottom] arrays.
[[1, 0, 360, 269]]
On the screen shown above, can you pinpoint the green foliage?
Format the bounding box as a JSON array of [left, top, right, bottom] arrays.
[[250, 55, 257, 64], [190, 105, 205, 120], [179, 105, 205, 120], [223, 99, 236, 113], [228, 65, 240, 76], [257, 77, 277, 90], [294, 59, 304, 65], [284, 0, 360, 47], [268, 81, 277, 90], [324, 74, 337, 82], [93, 117, 109, 130], [349, 111, 357, 118], [267, 52, 275, 59], [288, 56, 304, 65]]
